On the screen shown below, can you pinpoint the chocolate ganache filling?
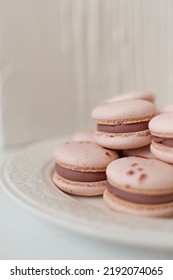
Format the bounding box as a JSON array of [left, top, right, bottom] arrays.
[[55, 164, 106, 182], [107, 183, 173, 204], [152, 136, 173, 147], [97, 121, 149, 133]]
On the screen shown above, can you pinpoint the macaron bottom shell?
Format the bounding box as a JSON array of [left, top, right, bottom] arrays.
[[103, 189, 173, 218], [94, 130, 152, 150], [150, 142, 173, 164], [53, 172, 106, 196]]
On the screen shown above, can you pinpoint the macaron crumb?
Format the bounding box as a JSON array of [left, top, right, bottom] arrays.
[[126, 170, 135, 175], [131, 163, 138, 167], [139, 173, 147, 183]]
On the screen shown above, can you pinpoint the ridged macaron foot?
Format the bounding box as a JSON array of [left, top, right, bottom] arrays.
[[104, 157, 173, 217], [103, 91, 155, 104], [149, 113, 173, 164], [53, 141, 119, 196], [92, 99, 156, 150]]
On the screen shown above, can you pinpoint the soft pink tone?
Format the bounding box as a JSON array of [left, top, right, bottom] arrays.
[[53, 172, 106, 196], [103, 189, 173, 217], [54, 141, 118, 171], [149, 113, 173, 136], [103, 91, 155, 104], [92, 99, 156, 125], [106, 157, 173, 193], [94, 130, 152, 150], [149, 113, 173, 163]]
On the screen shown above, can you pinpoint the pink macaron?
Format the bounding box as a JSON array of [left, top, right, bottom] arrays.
[[123, 145, 155, 159], [104, 156, 173, 217], [73, 129, 95, 142], [92, 99, 156, 150], [103, 91, 155, 104], [149, 113, 173, 164], [53, 141, 119, 196]]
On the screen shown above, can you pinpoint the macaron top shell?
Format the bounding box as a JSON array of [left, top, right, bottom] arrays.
[[103, 91, 155, 103], [92, 100, 156, 125], [106, 157, 173, 194], [54, 141, 118, 172], [149, 113, 173, 137]]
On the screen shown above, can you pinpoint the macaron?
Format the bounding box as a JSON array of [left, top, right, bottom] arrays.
[[53, 141, 118, 196], [103, 91, 155, 104], [123, 145, 155, 159], [92, 99, 156, 150], [104, 157, 173, 217], [160, 103, 173, 114], [73, 129, 95, 142], [149, 113, 173, 164]]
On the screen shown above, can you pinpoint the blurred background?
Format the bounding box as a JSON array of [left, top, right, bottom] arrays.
[[1, 0, 173, 147]]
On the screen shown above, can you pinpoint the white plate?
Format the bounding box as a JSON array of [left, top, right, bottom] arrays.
[[1, 138, 173, 251]]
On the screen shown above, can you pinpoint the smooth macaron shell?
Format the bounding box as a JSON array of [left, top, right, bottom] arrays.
[[54, 141, 118, 172], [53, 141, 119, 196], [92, 99, 156, 150], [104, 157, 173, 217], [103, 91, 155, 104], [94, 130, 152, 150], [149, 113, 173, 163]]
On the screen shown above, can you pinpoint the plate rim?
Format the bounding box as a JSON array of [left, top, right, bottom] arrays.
[[1, 138, 173, 252]]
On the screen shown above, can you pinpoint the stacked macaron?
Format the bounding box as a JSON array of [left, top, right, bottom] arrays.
[[104, 157, 173, 217], [52, 90, 173, 217], [53, 142, 118, 196], [149, 113, 173, 164], [92, 99, 156, 150]]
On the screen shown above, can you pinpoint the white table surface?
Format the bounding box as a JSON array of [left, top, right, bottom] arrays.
[[0, 148, 173, 260]]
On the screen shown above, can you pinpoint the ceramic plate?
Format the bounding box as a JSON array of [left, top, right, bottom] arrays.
[[1, 138, 173, 251]]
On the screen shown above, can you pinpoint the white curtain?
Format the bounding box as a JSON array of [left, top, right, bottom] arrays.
[[1, 0, 173, 146]]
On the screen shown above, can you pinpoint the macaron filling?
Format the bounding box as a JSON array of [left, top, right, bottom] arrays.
[[152, 136, 173, 147], [107, 183, 173, 204], [97, 121, 149, 134], [55, 164, 106, 182]]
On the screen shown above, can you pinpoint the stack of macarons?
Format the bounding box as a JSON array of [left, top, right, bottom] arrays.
[[91, 99, 155, 150], [53, 141, 118, 196], [149, 113, 173, 164], [104, 157, 173, 217], [53, 90, 173, 217]]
